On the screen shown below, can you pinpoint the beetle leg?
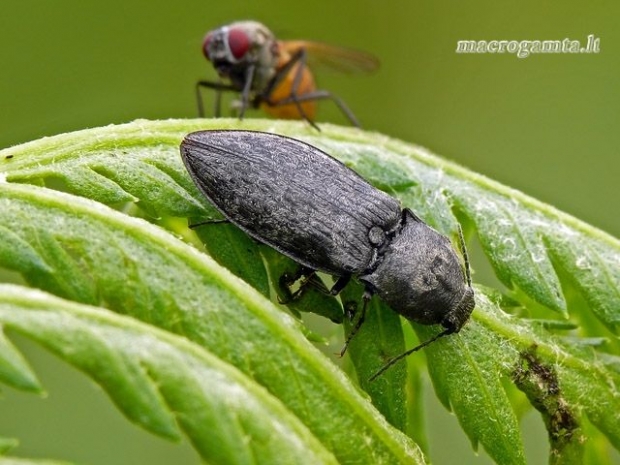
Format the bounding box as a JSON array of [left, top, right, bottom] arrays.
[[195, 79, 238, 117], [329, 275, 351, 296], [278, 266, 319, 304], [280, 269, 353, 307], [339, 289, 372, 357], [279, 265, 312, 289], [342, 300, 357, 322], [188, 217, 229, 229]]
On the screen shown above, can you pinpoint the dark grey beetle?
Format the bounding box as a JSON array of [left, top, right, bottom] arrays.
[[180, 130, 475, 377]]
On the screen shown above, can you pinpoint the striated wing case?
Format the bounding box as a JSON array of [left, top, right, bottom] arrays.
[[181, 130, 402, 275]]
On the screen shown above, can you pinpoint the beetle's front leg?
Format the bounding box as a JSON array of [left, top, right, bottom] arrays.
[[339, 288, 372, 357]]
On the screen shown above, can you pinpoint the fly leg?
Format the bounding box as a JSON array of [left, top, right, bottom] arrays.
[[195, 79, 238, 117], [196, 64, 255, 119], [237, 64, 256, 119], [273, 90, 361, 128], [262, 47, 361, 128], [259, 49, 321, 130]]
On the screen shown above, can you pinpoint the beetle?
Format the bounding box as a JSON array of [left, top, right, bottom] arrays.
[[196, 21, 379, 129], [180, 130, 475, 377]]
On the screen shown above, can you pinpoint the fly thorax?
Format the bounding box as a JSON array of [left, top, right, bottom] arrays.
[[249, 25, 279, 89]]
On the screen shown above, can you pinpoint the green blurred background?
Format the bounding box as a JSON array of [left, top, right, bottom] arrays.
[[1, 1, 618, 464]]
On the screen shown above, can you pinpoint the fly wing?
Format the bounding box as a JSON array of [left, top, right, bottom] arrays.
[[181, 130, 401, 275], [280, 40, 379, 74]]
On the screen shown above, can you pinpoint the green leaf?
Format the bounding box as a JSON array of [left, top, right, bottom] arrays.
[[0, 284, 339, 464], [0, 181, 423, 464], [0, 459, 74, 465], [0, 438, 18, 455], [0, 127, 210, 218], [4, 119, 617, 324], [193, 221, 271, 297], [0, 329, 42, 392], [1, 434, 71, 465], [1, 119, 620, 464], [340, 280, 408, 432], [417, 298, 526, 464]]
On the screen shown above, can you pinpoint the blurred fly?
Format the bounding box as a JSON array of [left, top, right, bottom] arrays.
[[196, 21, 379, 129]]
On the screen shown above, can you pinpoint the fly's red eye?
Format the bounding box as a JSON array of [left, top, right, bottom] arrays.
[[202, 32, 214, 59], [227, 28, 250, 60]]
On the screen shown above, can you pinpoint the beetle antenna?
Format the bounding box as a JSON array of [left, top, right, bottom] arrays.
[[456, 224, 472, 287], [369, 328, 452, 382]]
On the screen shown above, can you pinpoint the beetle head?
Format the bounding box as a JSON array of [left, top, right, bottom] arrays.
[[361, 210, 475, 333]]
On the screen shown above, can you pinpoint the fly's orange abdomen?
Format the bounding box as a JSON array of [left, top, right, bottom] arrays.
[[262, 61, 316, 119]]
